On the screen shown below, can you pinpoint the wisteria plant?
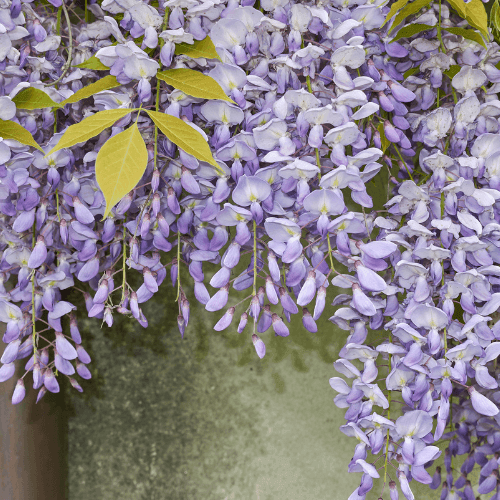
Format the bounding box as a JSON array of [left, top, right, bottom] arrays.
[[3, 0, 500, 497]]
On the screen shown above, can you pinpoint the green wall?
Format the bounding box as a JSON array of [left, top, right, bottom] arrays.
[[66, 271, 444, 499], [66, 276, 364, 500]]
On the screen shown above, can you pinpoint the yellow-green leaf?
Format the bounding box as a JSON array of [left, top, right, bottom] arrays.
[[377, 123, 390, 153], [157, 68, 234, 103], [12, 87, 61, 110], [174, 37, 221, 60], [60, 76, 121, 105], [443, 26, 487, 48], [391, 23, 433, 42], [444, 65, 461, 78], [389, 0, 432, 33], [73, 56, 110, 70], [0, 119, 44, 152], [404, 67, 420, 79], [446, 0, 467, 18], [146, 110, 217, 167], [46, 108, 135, 156], [491, 0, 500, 34], [96, 123, 148, 220], [381, 0, 410, 27], [465, 0, 488, 38]]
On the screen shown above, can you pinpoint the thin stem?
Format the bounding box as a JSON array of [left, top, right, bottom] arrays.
[[120, 230, 127, 304], [383, 331, 393, 486], [153, 8, 170, 172], [253, 219, 257, 296], [326, 233, 336, 274], [306, 74, 322, 180], [436, 0, 446, 52], [392, 143, 413, 181], [176, 231, 181, 302], [46, 0, 73, 87], [55, 188, 61, 222], [31, 222, 38, 358]]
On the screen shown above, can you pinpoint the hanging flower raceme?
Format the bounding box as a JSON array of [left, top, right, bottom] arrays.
[[1, 0, 500, 497]]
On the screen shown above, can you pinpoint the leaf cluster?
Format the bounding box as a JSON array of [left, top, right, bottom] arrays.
[[5, 37, 227, 219]]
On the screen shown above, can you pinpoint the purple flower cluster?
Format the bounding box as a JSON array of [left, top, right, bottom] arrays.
[[1, 0, 500, 497]]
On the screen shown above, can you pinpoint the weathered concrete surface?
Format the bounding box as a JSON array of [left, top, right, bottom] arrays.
[[66, 272, 446, 500], [67, 281, 363, 500]]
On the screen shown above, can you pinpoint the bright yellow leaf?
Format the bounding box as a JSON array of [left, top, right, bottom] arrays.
[[381, 0, 410, 28], [60, 75, 120, 105], [443, 26, 487, 48], [13, 87, 60, 110], [157, 68, 234, 103], [174, 37, 221, 60], [46, 108, 135, 156], [73, 56, 109, 70], [0, 119, 44, 152], [465, 0, 489, 38], [96, 123, 148, 220], [446, 0, 467, 18], [147, 110, 217, 167]]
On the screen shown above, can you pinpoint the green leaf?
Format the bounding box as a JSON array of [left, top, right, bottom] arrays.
[[446, 0, 467, 18], [60, 76, 121, 105], [73, 56, 110, 70], [389, 0, 432, 33], [490, 0, 500, 34], [442, 26, 487, 48], [444, 65, 461, 78], [0, 119, 44, 152], [96, 123, 148, 220], [465, 0, 489, 38], [404, 67, 420, 79], [391, 23, 433, 42], [377, 123, 390, 153], [381, 0, 410, 27], [174, 36, 221, 61], [46, 108, 135, 156], [146, 110, 217, 167], [157, 68, 234, 103], [12, 87, 61, 110]]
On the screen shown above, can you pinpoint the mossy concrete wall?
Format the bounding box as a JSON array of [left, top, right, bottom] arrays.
[[66, 280, 438, 500], [66, 278, 362, 500]]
